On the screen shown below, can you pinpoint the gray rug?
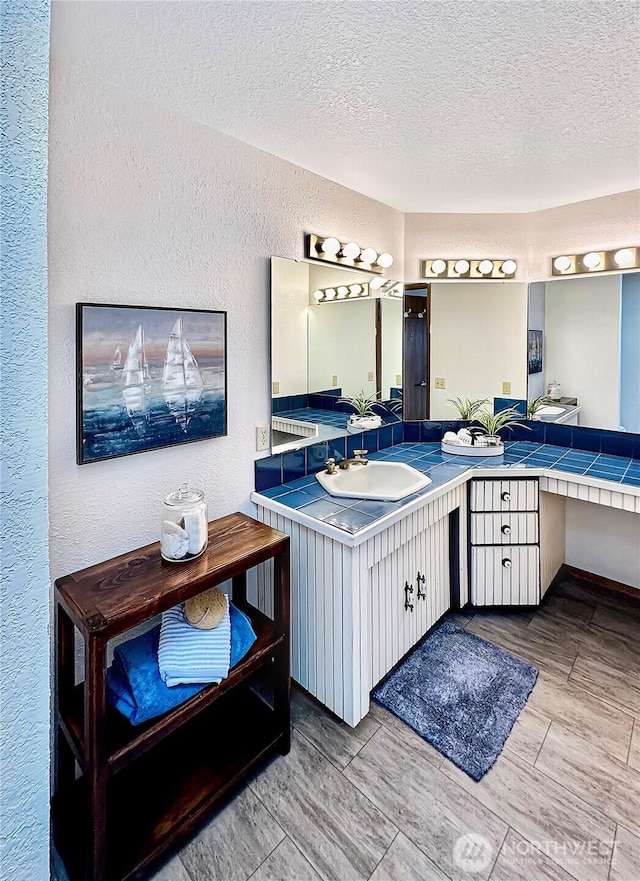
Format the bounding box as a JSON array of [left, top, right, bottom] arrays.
[[372, 617, 538, 780]]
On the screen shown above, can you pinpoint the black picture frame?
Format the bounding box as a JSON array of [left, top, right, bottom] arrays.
[[76, 303, 227, 464], [527, 329, 543, 375]]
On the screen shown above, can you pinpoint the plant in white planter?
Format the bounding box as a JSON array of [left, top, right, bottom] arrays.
[[474, 406, 529, 444], [527, 396, 552, 418], [446, 397, 489, 420], [338, 391, 402, 433]]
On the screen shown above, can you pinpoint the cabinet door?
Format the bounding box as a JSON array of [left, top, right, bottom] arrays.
[[369, 517, 450, 688]]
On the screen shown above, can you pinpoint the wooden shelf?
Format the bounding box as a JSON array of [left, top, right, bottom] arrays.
[[53, 512, 290, 881], [54, 687, 283, 881]]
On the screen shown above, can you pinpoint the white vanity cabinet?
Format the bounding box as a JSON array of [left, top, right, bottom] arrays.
[[469, 477, 565, 606], [253, 483, 465, 726]]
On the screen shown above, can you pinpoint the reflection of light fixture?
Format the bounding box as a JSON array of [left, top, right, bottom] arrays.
[[307, 233, 390, 273], [422, 258, 517, 278], [551, 246, 639, 275], [312, 282, 370, 303], [582, 252, 602, 270], [369, 277, 386, 290]]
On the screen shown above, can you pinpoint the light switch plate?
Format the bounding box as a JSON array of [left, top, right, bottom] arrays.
[[272, 381, 279, 395], [367, 371, 374, 382], [396, 374, 402, 386], [332, 375, 338, 386], [502, 381, 512, 395]]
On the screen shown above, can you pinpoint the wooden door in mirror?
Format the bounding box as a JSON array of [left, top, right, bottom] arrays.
[[403, 284, 430, 421]]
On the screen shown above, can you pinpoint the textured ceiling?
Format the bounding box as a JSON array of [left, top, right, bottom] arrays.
[[51, 1, 640, 213]]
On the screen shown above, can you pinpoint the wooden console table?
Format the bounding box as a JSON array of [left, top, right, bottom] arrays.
[[53, 512, 290, 881]]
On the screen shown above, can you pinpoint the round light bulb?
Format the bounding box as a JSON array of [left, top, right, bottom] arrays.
[[431, 259, 447, 275], [361, 247, 378, 264], [553, 256, 571, 272], [349, 283, 363, 295], [502, 259, 517, 275], [369, 277, 385, 290], [320, 237, 340, 256], [337, 286, 349, 298], [454, 259, 470, 274], [614, 248, 634, 267], [324, 288, 336, 300], [583, 252, 601, 270], [342, 241, 360, 259], [478, 259, 494, 275], [313, 290, 324, 301], [377, 252, 394, 268]]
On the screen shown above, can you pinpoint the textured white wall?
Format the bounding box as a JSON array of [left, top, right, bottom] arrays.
[[47, 59, 404, 579], [0, 2, 51, 878], [404, 190, 640, 282]]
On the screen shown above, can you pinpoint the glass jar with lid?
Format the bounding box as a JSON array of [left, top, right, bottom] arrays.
[[160, 483, 208, 562]]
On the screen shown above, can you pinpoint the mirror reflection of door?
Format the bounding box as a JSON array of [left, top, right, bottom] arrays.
[[403, 285, 430, 421]]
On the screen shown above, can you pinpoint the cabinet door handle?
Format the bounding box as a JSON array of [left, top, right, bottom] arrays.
[[502, 558, 512, 569], [501, 525, 511, 535], [404, 581, 414, 611], [501, 491, 511, 502], [416, 571, 426, 600]]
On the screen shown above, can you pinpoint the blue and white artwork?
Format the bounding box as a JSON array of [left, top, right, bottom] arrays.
[[527, 329, 543, 375], [77, 304, 227, 464]]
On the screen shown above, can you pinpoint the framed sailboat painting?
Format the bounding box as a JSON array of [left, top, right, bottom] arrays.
[[76, 303, 227, 464]]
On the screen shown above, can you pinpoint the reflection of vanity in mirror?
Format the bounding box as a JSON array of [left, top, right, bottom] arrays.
[[271, 257, 403, 452], [271, 259, 640, 454]]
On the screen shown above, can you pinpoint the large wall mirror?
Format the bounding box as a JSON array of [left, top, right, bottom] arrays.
[[270, 258, 640, 455], [271, 257, 403, 452], [527, 272, 640, 433]]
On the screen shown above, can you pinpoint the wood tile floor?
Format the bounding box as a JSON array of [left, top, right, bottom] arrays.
[[151, 575, 640, 881]]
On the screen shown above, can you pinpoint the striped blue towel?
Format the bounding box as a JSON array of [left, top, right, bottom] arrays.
[[158, 595, 231, 686]]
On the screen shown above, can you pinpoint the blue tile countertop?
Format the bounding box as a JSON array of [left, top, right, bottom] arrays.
[[253, 442, 640, 536]]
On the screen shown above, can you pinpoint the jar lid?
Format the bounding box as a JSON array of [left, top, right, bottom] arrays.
[[164, 483, 205, 507]]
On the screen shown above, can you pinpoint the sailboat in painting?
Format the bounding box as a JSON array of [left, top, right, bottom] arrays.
[[122, 325, 151, 436], [162, 316, 204, 431], [111, 344, 123, 372]]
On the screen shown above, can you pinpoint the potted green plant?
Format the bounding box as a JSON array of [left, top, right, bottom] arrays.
[[527, 396, 552, 419], [474, 406, 529, 445], [446, 397, 489, 420], [338, 391, 402, 433]]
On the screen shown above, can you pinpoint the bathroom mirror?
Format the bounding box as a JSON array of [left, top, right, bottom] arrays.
[[271, 257, 403, 452], [527, 271, 640, 432]]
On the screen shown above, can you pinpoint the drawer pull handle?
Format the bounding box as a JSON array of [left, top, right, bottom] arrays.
[[502, 558, 512, 569], [501, 525, 511, 535], [501, 491, 511, 502]]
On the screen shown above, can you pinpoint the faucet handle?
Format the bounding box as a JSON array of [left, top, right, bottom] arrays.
[[324, 457, 337, 474], [354, 449, 368, 458]]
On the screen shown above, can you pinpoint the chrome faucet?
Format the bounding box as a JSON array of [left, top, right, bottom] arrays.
[[339, 449, 369, 469]]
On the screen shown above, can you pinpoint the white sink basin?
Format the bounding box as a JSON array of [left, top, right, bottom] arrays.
[[316, 461, 432, 502], [536, 405, 565, 416]]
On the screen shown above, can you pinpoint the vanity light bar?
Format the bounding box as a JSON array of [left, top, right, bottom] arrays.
[[422, 259, 518, 279], [307, 233, 393, 274], [551, 246, 640, 276], [313, 282, 370, 303]]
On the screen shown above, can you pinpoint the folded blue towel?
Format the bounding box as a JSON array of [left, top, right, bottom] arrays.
[[106, 603, 257, 725]]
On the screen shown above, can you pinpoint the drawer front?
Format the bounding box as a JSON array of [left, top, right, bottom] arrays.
[[470, 512, 539, 546], [470, 479, 538, 512], [471, 545, 540, 606]]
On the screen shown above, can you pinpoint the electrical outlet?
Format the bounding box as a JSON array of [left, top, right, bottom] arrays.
[[272, 381, 279, 395], [502, 381, 512, 395], [396, 374, 402, 386], [331, 375, 338, 387], [367, 371, 374, 382], [256, 425, 270, 451], [435, 377, 446, 389]]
